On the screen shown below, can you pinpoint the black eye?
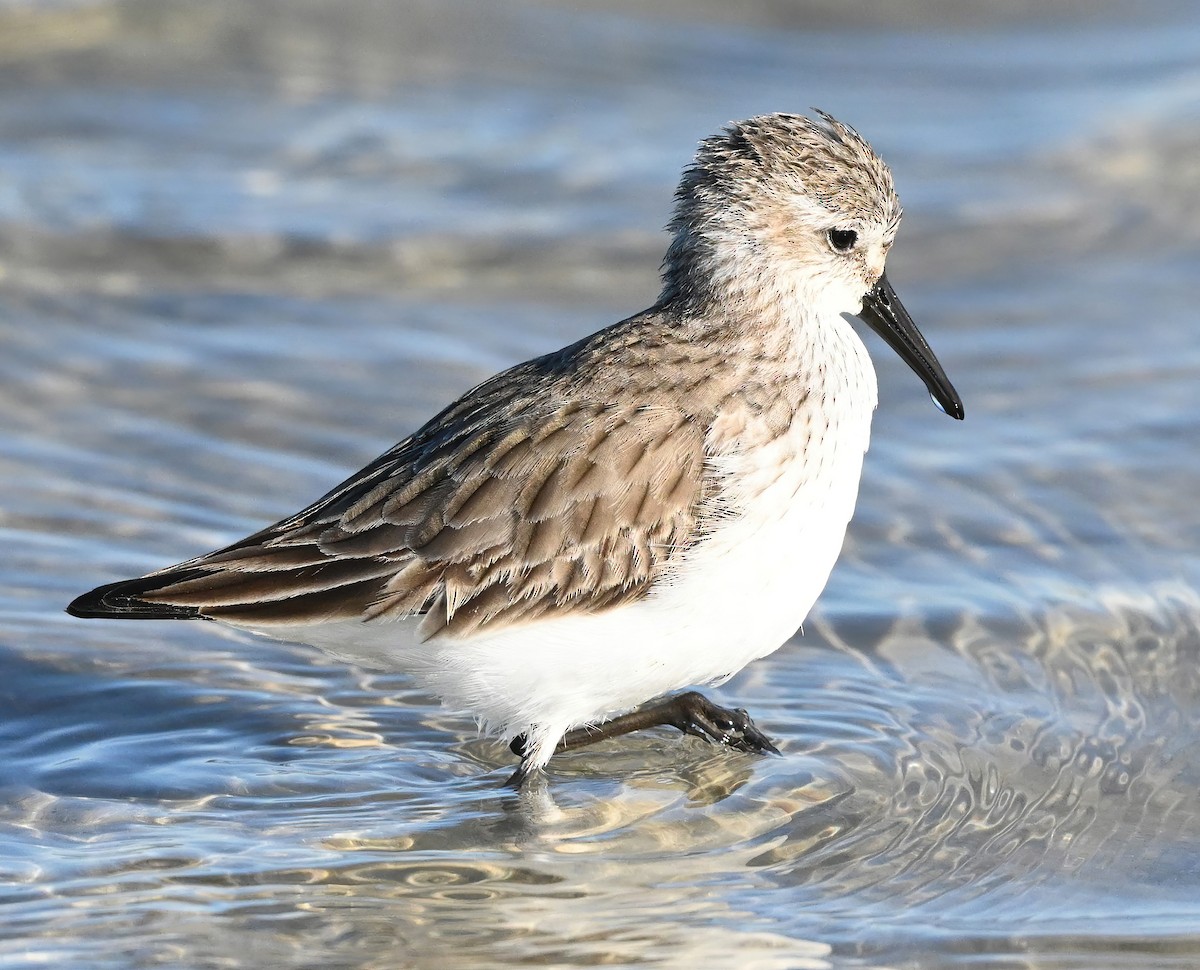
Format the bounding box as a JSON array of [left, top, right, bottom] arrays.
[[827, 228, 857, 253]]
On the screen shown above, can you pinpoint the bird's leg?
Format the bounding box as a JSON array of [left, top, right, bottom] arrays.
[[504, 757, 537, 790], [508, 690, 780, 762]]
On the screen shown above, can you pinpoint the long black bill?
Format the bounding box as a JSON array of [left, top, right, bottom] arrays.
[[859, 272, 964, 420]]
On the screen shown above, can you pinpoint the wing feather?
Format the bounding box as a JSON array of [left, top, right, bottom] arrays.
[[126, 343, 716, 638]]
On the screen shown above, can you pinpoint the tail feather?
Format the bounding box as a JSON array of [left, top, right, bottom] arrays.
[[66, 573, 207, 620]]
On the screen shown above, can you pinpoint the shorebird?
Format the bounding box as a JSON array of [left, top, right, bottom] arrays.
[[68, 112, 963, 787]]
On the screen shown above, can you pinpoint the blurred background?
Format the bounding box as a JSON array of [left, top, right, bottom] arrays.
[[2, 1, 1199, 967]]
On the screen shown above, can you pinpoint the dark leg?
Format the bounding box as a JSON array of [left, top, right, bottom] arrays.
[[509, 690, 780, 762], [504, 759, 536, 790]]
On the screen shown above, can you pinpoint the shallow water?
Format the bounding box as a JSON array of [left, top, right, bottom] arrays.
[[3, 1, 1200, 967]]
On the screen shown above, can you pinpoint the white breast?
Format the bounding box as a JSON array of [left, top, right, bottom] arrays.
[[638, 312, 879, 683]]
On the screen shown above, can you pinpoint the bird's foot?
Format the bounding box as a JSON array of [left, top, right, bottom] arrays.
[[666, 691, 781, 755], [506, 689, 780, 770]]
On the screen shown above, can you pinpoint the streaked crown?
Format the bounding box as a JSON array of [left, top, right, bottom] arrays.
[[661, 111, 903, 311]]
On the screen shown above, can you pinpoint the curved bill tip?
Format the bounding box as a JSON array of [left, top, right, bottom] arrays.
[[859, 273, 964, 420]]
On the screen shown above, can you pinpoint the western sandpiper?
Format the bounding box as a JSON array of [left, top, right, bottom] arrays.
[[69, 112, 963, 787]]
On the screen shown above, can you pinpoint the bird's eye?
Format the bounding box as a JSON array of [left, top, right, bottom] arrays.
[[827, 228, 858, 253]]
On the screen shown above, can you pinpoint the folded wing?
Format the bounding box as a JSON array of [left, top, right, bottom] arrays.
[[68, 354, 713, 640]]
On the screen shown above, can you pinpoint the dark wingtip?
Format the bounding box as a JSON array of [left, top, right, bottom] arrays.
[[66, 576, 203, 620]]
